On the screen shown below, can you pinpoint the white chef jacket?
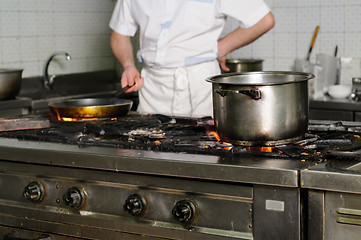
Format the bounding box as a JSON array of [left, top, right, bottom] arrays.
[[109, 0, 271, 117], [109, 0, 271, 69]]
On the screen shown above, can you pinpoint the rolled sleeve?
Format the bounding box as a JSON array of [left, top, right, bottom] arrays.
[[220, 0, 271, 28], [109, 0, 138, 36]]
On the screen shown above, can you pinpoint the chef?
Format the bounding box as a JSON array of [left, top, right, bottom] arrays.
[[109, 0, 275, 117]]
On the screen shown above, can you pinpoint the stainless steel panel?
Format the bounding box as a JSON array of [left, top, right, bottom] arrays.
[[308, 190, 325, 240], [301, 166, 361, 194], [0, 223, 172, 240], [0, 161, 254, 240], [0, 138, 305, 187], [253, 186, 301, 240], [0, 225, 79, 240], [325, 192, 361, 240]]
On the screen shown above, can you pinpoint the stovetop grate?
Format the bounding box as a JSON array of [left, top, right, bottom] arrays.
[[0, 115, 360, 162]]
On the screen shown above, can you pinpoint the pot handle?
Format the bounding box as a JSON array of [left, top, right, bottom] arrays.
[[216, 88, 261, 100]]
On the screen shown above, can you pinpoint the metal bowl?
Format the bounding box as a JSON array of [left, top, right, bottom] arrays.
[[0, 69, 23, 100], [224, 59, 263, 73]]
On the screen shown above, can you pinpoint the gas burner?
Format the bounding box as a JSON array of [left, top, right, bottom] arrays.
[[1, 115, 361, 162], [216, 141, 234, 148], [52, 116, 114, 122], [309, 120, 361, 132]]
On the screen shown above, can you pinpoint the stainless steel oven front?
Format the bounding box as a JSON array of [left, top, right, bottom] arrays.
[[0, 159, 304, 240]]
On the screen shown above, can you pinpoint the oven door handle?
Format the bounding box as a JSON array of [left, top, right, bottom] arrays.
[[3, 235, 51, 240]]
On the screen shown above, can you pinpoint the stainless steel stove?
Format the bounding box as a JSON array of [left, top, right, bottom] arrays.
[[0, 114, 360, 240]]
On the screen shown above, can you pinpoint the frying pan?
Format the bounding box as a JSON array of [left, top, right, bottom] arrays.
[[49, 98, 133, 118]]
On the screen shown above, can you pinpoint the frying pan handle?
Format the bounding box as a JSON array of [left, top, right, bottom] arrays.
[[114, 83, 137, 98], [216, 88, 261, 100]]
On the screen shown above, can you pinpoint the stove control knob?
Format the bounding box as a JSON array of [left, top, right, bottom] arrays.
[[172, 200, 196, 224], [124, 194, 148, 217], [63, 187, 85, 209], [23, 181, 45, 202]]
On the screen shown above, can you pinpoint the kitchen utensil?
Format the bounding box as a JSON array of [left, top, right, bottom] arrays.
[[339, 57, 353, 86], [315, 53, 338, 92], [352, 77, 361, 91], [306, 26, 319, 61], [293, 59, 315, 98], [351, 77, 361, 101], [0, 69, 23, 100], [49, 98, 133, 119], [49, 83, 135, 119], [206, 71, 315, 146], [114, 83, 136, 97], [223, 59, 263, 73], [327, 85, 352, 99], [294, 59, 314, 73]]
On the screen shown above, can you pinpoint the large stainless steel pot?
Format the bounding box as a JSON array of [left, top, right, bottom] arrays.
[[0, 69, 23, 100], [224, 59, 263, 73], [206, 71, 315, 146]]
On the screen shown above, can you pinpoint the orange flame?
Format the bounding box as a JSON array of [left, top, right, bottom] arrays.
[[207, 131, 234, 150], [60, 117, 99, 122], [223, 145, 233, 151], [54, 112, 101, 122], [261, 147, 274, 152], [246, 146, 275, 152], [208, 131, 221, 141]]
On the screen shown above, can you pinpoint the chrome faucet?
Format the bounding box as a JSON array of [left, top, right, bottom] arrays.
[[43, 51, 71, 90]]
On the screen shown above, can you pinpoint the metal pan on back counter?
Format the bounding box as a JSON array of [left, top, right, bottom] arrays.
[[49, 98, 133, 118]]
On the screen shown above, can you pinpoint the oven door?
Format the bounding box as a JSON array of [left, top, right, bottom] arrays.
[[0, 225, 169, 240], [0, 225, 66, 240]]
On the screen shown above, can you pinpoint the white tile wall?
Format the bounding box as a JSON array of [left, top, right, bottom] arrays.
[[1, 0, 361, 79], [222, 0, 361, 77], [273, 7, 297, 33], [0, 0, 116, 77]]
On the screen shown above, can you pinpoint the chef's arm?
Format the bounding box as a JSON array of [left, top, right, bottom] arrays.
[[218, 12, 275, 71], [110, 31, 144, 92]]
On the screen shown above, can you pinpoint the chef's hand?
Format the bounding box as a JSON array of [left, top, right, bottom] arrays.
[[121, 66, 144, 93], [217, 41, 230, 72], [217, 55, 229, 72]]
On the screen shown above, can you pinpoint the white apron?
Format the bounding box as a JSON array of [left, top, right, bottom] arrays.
[[137, 60, 220, 117]]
